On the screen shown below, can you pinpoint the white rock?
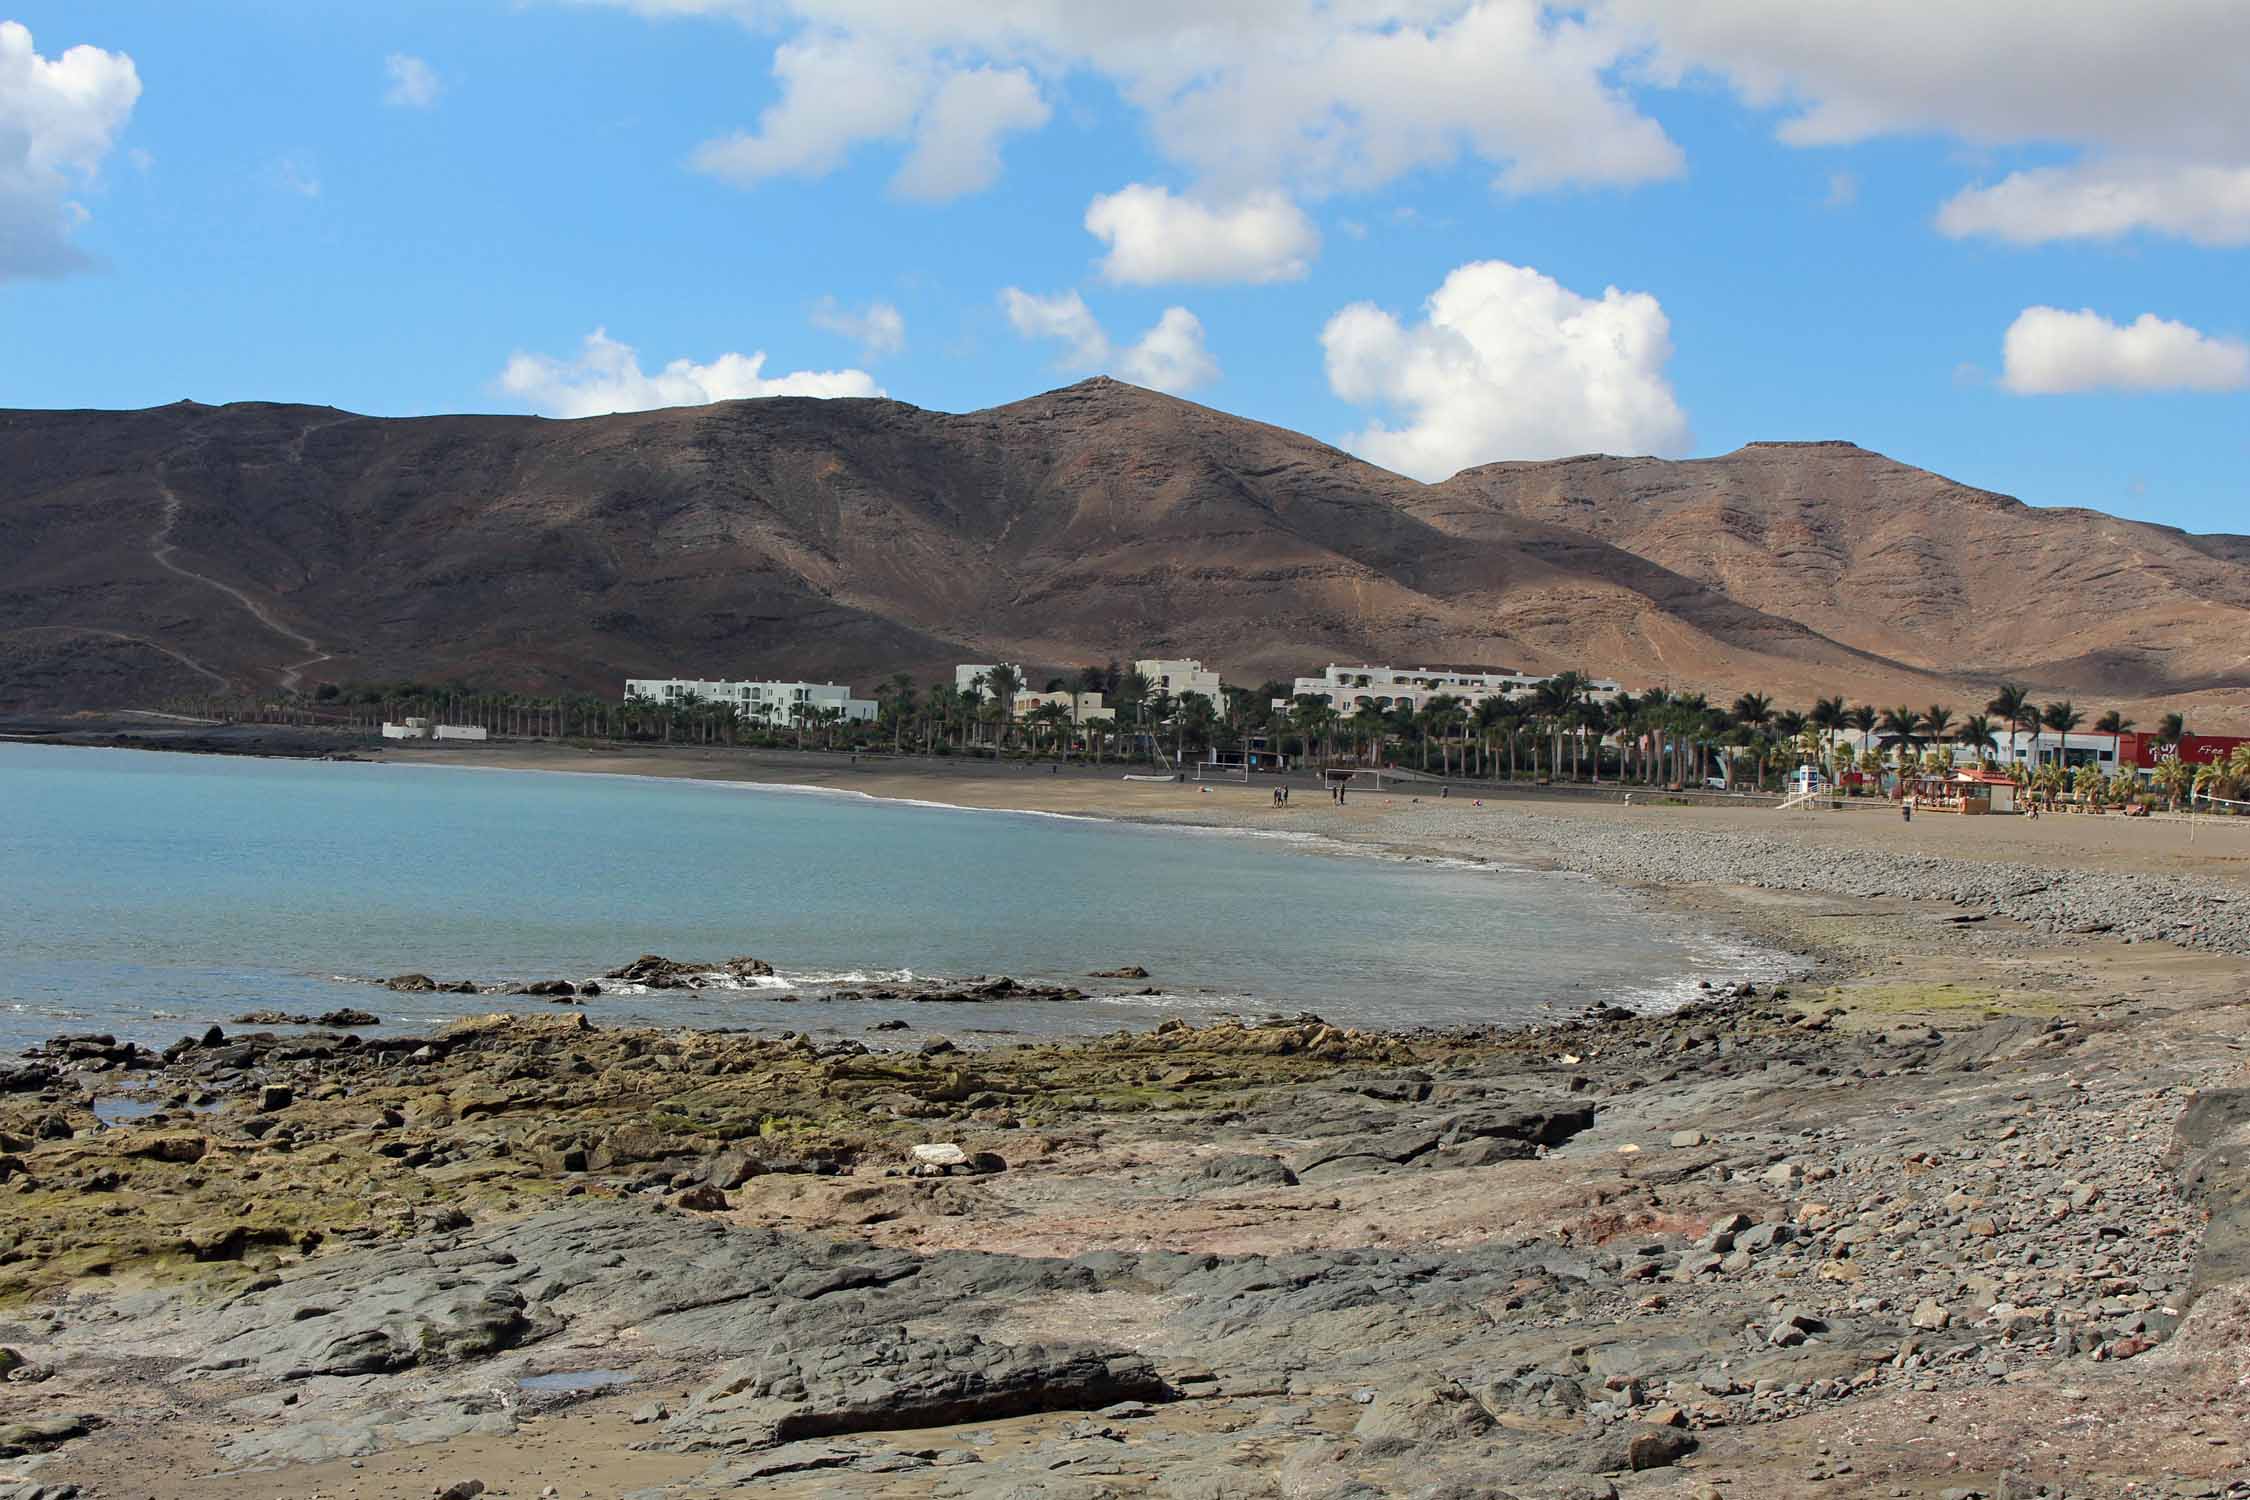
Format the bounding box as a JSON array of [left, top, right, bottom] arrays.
[[911, 1143, 968, 1166]]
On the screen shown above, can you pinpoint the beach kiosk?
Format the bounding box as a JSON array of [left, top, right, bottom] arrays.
[[1952, 767, 2019, 814]]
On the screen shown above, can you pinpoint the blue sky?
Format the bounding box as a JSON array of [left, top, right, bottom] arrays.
[[4, 2, 2247, 532]]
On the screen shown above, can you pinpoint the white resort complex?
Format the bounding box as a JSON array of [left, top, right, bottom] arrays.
[[622, 659, 1623, 730], [1133, 658, 1223, 702], [623, 677, 879, 728], [1280, 665, 1623, 715]]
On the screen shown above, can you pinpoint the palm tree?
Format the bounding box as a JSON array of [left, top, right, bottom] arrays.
[[1416, 693, 1468, 775], [982, 664, 1024, 754], [2158, 711, 2187, 747], [1289, 694, 1335, 767], [1667, 692, 1712, 787], [1922, 704, 1955, 750], [1175, 690, 1219, 766], [1843, 703, 1877, 767], [1030, 701, 1072, 756], [1115, 670, 1152, 743], [1955, 714, 2000, 765], [2154, 756, 2195, 811], [1766, 710, 1809, 790], [925, 682, 963, 749], [1808, 695, 1846, 773], [1875, 706, 1926, 789], [2094, 709, 2134, 734], [1723, 693, 1771, 793], [881, 672, 917, 752], [1350, 702, 1389, 765], [1473, 694, 1518, 780], [1988, 683, 2035, 767], [1573, 697, 1612, 782], [1530, 674, 1585, 780], [1731, 691, 1773, 731], [2041, 700, 2083, 774]]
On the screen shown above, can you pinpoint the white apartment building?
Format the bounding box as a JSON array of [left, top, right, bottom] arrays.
[[1279, 664, 1623, 715], [624, 677, 878, 727], [954, 664, 1026, 696], [1012, 690, 1114, 723], [1133, 658, 1223, 703]]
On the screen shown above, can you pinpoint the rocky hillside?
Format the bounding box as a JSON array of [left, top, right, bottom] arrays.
[[1418, 441, 2250, 716], [3, 382, 2246, 719]]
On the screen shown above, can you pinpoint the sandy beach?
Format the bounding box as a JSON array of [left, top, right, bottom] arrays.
[[389, 737, 2250, 889]]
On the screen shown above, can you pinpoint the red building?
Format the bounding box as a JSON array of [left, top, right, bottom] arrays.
[[2117, 731, 2250, 769]]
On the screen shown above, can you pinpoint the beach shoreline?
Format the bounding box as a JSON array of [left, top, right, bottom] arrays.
[[378, 736, 2250, 885]]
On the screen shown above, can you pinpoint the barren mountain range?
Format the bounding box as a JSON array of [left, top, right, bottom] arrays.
[[3, 377, 2246, 723]]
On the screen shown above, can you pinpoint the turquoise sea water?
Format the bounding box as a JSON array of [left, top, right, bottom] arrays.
[[0, 743, 1775, 1053]]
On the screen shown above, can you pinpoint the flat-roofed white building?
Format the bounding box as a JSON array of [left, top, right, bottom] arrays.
[[1133, 658, 1223, 702], [1278, 664, 1622, 715], [954, 664, 1026, 696], [1012, 690, 1113, 723], [624, 677, 877, 726]]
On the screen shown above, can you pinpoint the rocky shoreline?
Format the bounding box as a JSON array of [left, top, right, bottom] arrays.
[[5, 870, 2250, 1498]]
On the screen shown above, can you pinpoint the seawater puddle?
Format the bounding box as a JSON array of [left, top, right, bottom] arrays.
[[92, 1095, 167, 1125]]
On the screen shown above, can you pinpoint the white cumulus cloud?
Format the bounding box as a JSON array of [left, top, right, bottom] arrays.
[[1000, 289, 1219, 395], [810, 296, 906, 359], [689, 36, 1047, 202], [604, 3, 1683, 203], [1322, 259, 1689, 480], [499, 328, 884, 417], [1938, 161, 2250, 248], [1999, 307, 2250, 395], [1001, 288, 1111, 367], [1118, 307, 1220, 392], [383, 53, 442, 109], [1085, 184, 1319, 285], [1608, 1, 2250, 247], [0, 21, 140, 280], [890, 65, 1049, 200]]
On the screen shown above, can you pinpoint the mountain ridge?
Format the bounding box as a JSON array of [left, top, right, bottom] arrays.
[[3, 378, 2245, 725]]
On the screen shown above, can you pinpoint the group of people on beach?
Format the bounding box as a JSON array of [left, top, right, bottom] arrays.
[[1270, 782, 1352, 805]]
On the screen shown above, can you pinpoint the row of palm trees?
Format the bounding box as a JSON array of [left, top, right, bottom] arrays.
[[175, 669, 2236, 807]]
